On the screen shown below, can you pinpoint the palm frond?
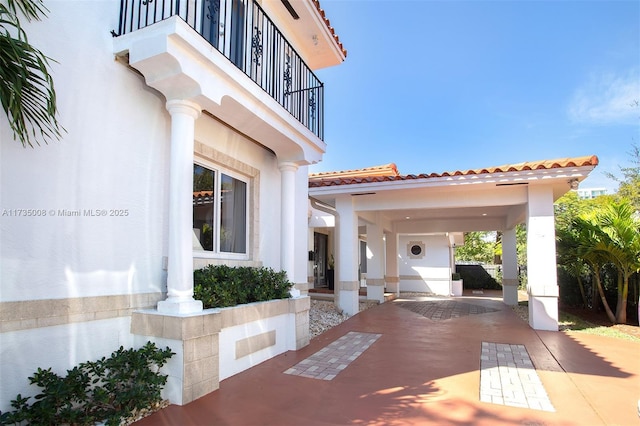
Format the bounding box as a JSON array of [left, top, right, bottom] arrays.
[[0, 0, 64, 147]]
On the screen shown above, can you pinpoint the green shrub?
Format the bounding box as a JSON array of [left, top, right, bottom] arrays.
[[0, 342, 174, 426], [456, 264, 502, 290], [194, 265, 292, 309]]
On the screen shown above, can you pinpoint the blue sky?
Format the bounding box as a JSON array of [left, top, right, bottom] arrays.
[[309, 0, 640, 193]]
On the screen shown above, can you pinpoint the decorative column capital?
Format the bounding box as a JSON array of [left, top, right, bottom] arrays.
[[166, 99, 202, 119], [278, 161, 299, 173]]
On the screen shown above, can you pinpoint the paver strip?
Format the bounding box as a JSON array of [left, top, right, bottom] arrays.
[[479, 342, 555, 411], [284, 331, 381, 380]]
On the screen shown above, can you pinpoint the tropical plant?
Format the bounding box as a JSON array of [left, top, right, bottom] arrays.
[[555, 192, 617, 311], [605, 142, 639, 210], [571, 213, 617, 323], [455, 231, 497, 264], [0, 0, 64, 147], [0, 342, 174, 426], [557, 226, 589, 308], [594, 201, 640, 323], [567, 201, 640, 324], [193, 265, 292, 308]]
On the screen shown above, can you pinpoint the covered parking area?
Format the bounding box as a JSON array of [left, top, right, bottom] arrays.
[[308, 155, 598, 331]]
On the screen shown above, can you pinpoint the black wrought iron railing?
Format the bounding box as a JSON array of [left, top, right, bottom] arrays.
[[115, 0, 324, 139]]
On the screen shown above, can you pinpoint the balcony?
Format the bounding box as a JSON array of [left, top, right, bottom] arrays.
[[114, 0, 324, 140]]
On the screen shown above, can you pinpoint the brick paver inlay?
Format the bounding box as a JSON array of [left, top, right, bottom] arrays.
[[479, 342, 555, 412], [395, 300, 499, 320], [284, 331, 381, 380]]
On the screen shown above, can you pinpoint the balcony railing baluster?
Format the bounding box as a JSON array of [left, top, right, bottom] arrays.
[[115, 0, 323, 139]]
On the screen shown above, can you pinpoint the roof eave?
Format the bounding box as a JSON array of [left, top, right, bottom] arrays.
[[308, 164, 598, 195]]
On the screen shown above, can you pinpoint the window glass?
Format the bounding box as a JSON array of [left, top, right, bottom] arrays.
[[220, 173, 247, 253], [193, 164, 247, 254], [193, 165, 215, 251]]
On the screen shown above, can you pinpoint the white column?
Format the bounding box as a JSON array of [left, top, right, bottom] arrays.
[[526, 186, 558, 330], [366, 220, 385, 303], [279, 162, 299, 296], [502, 228, 518, 306], [158, 99, 203, 314], [335, 196, 359, 316], [385, 232, 400, 295]]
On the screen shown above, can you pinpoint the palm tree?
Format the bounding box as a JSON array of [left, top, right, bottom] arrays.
[[0, 0, 64, 147], [595, 201, 640, 324], [573, 201, 640, 324], [573, 214, 617, 323], [557, 226, 589, 308]]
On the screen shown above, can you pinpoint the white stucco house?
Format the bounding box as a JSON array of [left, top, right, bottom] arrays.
[[0, 0, 600, 413], [0, 0, 346, 409], [307, 157, 599, 329]]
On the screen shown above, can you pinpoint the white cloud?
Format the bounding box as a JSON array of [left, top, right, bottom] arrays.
[[568, 70, 640, 125]]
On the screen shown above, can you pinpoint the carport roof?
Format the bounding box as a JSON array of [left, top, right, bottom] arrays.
[[309, 155, 598, 187]]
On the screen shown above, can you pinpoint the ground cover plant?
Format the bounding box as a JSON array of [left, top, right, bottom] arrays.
[[194, 265, 292, 308], [513, 301, 640, 342], [0, 342, 174, 426]]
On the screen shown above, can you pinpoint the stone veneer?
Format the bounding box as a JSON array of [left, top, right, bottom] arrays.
[[0, 292, 164, 333], [131, 296, 310, 405]]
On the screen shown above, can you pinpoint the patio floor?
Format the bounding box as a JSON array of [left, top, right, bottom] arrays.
[[135, 292, 640, 425]]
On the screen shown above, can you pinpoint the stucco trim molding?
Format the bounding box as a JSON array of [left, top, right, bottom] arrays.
[[1, 292, 164, 333], [194, 141, 261, 263]]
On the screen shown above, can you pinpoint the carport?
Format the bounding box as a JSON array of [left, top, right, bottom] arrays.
[[308, 155, 599, 331]]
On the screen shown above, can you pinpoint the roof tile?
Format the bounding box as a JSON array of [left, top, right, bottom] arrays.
[[312, 0, 347, 58], [309, 155, 598, 188]]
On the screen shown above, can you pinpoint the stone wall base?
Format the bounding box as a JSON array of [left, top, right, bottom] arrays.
[[131, 296, 310, 405]]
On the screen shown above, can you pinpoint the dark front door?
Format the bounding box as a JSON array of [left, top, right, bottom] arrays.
[[313, 232, 328, 287]]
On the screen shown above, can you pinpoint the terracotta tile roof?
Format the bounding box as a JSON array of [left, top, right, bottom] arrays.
[[309, 163, 399, 179], [193, 190, 213, 198], [312, 0, 347, 58], [308, 155, 598, 188]]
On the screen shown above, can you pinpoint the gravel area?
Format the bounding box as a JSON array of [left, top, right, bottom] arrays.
[[511, 304, 529, 322], [308, 293, 438, 339], [309, 299, 378, 339]]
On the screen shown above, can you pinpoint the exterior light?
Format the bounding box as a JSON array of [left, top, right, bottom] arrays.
[[568, 178, 579, 190]]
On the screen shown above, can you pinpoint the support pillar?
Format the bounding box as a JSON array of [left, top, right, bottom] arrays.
[[279, 162, 297, 288], [158, 99, 203, 314], [385, 232, 400, 295], [366, 220, 385, 303], [335, 196, 359, 316], [502, 228, 519, 306], [526, 186, 558, 331]]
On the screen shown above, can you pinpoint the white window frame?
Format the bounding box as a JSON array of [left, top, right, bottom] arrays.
[[193, 160, 250, 260]]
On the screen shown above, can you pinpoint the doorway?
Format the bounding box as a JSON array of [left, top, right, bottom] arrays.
[[313, 232, 328, 287]]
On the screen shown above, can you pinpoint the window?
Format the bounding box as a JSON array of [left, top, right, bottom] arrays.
[[407, 241, 425, 259], [193, 163, 247, 254]]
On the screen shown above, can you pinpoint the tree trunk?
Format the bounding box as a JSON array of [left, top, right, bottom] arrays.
[[594, 266, 616, 323], [577, 275, 587, 308], [615, 270, 628, 324], [590, 274, 600, 311]]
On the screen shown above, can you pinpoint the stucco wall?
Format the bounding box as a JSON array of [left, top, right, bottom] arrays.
[[1, 1, 169, 302], [398, 234, 452, 295], [0, 1, 289, 410], [1, 317, 134, 412]]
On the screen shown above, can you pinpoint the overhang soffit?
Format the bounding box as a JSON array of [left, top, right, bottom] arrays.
[[115, 18, 325, 164]]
